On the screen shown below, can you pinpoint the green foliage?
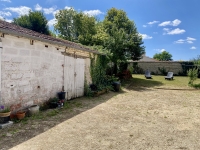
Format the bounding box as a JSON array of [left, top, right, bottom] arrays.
[[49, 97, 59, 102], [127, 65, 134, 74], [0, 105, 10, 113], [54, 7, 145, 76], [54, 8, 96, 45], [153, 51, 173, 61], [90, 54, 117, 92], [103, 8, 145, 74], [187, 68, 198, 85], [158, 67, 168, 75], [13, 11, 50, 35]]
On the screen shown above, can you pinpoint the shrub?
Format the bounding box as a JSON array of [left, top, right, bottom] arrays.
[[187, 68, 198, 85]]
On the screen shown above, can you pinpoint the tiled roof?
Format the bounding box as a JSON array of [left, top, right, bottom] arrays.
[[0, 20, 102, 55]]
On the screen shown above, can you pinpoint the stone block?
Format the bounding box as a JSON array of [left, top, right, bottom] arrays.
[[4, 64, 18, 71], [24, 86, 33, 93], [11, 57, 24, 63], [23, 72, 33, 78], [2, 38, 12, 46], [5, 81, 17, 88], [36, 43, 45, 51], [2, 55, 11, 62], [19, 63, 30, 71], [4, 47, 18, 55], [25, 44, 35, 49], [13, 41, 25, 48], [20, 49, 30, 56], [18, 80, 29, 86], [31, 50, 40, 57], [11, 73, 23, 80]]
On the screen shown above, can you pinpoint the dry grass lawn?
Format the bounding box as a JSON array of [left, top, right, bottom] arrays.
[[1, 75, 200, 150]]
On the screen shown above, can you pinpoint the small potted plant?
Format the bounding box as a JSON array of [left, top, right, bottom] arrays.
[[0, 105, 11, 123], [49, 97, 59, 108], [16, 110, 26, 120]]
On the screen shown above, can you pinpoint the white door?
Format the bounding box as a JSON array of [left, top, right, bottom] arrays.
[[75, 58, 85, 97], [64, 55, 85, 100]]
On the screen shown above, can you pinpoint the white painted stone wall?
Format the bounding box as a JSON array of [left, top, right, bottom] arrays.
[[1, 34, 65, 110]]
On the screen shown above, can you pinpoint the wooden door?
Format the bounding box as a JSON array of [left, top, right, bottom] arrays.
[[64, 55, 85, 100]]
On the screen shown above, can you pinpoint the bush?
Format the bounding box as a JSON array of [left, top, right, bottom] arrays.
[[187, 68, 198, 85]]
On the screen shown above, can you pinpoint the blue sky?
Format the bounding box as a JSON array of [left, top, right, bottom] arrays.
[[0, 0, 199, 61]]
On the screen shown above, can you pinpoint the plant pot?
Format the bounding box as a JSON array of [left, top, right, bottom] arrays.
[[0, 116, 10, 123], [0, 111, 11, 117], [16, 111, 26, 120], [112, 81, 121, 92], [28, 105, 40, 116], [57, 92, 66, 100]]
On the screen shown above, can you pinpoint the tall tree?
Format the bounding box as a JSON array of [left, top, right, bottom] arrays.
[[103, 8, 145, 74], [54, 8, 96, 45], [13, 11, 50, 35], [153, 51, 173, 61]]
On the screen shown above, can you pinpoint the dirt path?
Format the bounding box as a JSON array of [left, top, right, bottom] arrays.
[[1, 85, 200, 150]]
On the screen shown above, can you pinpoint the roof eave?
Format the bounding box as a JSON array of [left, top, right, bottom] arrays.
[[0, 28, 104, 55]]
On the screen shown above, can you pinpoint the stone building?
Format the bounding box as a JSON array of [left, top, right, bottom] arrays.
[[0, 20, 101, 111]]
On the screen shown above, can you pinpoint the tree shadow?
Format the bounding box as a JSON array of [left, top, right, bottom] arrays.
[[122, 77, 164, 92], [1, 91, 121, 150]]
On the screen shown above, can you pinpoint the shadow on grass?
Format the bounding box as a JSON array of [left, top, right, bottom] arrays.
[[122, 77, 163, 91], [0, 91, 121, 150], [154, 87, 200, 91]]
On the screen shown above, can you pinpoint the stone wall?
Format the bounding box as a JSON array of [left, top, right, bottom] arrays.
[[1, 35, 65, 110], [130, 61, 193, 75]]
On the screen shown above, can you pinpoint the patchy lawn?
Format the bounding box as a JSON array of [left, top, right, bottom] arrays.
[[1, 75, 200, 150]]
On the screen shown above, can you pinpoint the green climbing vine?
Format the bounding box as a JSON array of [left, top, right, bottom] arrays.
[[90, 54, 110, 90]]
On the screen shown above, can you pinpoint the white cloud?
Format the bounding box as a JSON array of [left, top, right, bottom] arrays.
[[174, 39, 185, 44], [187, 41, 193, 44], [153, 32, 158, 34], [83, 10, 103, 16], [190, 46, 196, 50], [48, 18, 57, 26], [186, 37, 196, 41], [140, 34, 153, 40], [0, 16, 3, 20], [53, 10, 59, 17], [35, 4, 42, 11], [174, 37, 196, 44], [0, 11, 12, 17], [154, 49, 166, 53], [165, 28, 185, 35], [143, 25, 147, 28], [172, 19, 181, 26], [65, 6, 72, 10], [5, 6, 31, 16], [159, 21, 171, 26], [163, 28, 170, 31], [5, 19, 12, 22], [148, 21, 159, 25], [159, 19, 181, 26], [43, 7, 56, 14], [0, 0, 11, 2]]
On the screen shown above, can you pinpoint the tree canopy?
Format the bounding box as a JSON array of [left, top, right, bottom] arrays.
[[153, 51, 173, 61], [102, 8, 145, 73], [54, 8, 96, 45], [13, 11, 50, 35], [54, 7, 145, 74]]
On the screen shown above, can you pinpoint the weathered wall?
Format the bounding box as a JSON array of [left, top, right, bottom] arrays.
[[130, 61, 192, 75], [1, 35, 65, 110]]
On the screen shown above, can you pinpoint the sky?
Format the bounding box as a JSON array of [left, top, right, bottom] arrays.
[[0, 0, 199, 61]]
